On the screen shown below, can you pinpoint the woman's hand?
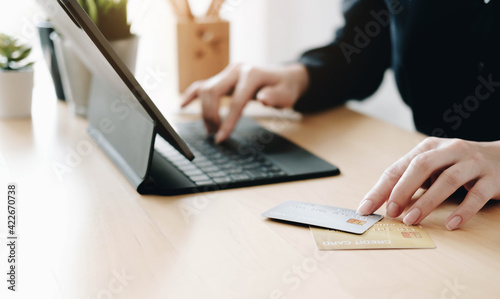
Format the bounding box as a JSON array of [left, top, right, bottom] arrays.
[[357, 137, 500, 230], [181, 63, 309, 143]]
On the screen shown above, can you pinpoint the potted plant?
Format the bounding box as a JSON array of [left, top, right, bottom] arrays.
[[0, 34, 35, 118], [78, 0, 132, 41], [76, 0, 139, 71], [52, 0, 139, 116]]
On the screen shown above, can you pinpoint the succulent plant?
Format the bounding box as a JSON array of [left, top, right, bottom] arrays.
[[77, 0, 131, 41], [0, 34, 34, 71]]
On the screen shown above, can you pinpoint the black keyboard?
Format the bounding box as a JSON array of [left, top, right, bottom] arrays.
[[155, 136, 287, 187]]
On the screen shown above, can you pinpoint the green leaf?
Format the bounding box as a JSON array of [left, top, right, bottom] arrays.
[[11, 47, 31, 62], [0, 33, 32, 69], [19, 62, 35, 70], [3, 44, 13, 59]]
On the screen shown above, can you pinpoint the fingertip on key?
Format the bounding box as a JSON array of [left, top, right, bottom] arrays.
[[215, 131, 226, 144]]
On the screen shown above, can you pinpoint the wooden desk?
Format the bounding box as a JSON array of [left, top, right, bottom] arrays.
[[1, 96, 500, 299]]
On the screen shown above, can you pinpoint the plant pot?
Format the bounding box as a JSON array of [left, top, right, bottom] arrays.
[[51, 32, 92, 116], [51, 33, 139, 117], [110, 35, 139, 74], [36, 20, 66, 101], [0, 69, 34, 118]]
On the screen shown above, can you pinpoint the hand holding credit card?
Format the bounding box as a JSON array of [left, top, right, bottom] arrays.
[[262, 200, 383, 234]]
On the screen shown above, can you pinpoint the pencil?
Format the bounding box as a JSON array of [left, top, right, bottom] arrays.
[[168, 0, 181, 17], [176, 0, 194, 19], [206, 0, 226, 17]]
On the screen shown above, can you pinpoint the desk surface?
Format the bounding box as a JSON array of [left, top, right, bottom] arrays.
[[1, 93, 500, 298]]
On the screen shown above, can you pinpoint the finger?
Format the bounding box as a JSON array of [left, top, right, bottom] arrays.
[[198, 65, 241, 134], [357, 137, 441, 215], [256, 86, 278, 106], [445, 177, 494, 230], [464, 178, 478, 191], [402, 160, 481, 225], [181, 81, 202, 107], [421, 170, 443, 189], [215, 68, 272, 143], [386, 148, 459, 218], [256, 85, 290, 108]]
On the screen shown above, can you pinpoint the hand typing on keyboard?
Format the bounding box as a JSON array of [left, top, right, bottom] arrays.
[[181, 63, 309, 144]]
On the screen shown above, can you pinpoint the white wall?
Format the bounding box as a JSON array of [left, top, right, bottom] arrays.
[[214, 0, 344, 65]]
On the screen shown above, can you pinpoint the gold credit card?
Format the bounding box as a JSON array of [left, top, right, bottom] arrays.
[[310, 219, 436, 250]]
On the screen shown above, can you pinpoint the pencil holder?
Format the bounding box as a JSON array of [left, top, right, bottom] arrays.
[[176, 17, 230, 92]]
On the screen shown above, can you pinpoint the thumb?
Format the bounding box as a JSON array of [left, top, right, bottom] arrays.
[[256, 85, 291, 108]]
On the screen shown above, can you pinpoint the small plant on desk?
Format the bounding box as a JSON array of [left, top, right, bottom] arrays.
[[0, 33, 33, 71], [0, 33, 35, 118]]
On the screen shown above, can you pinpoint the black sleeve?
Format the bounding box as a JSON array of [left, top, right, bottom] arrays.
[[294, 0, 392, 112]]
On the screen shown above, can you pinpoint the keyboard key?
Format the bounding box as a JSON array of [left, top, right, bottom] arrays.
[[219, 162, 238, 170], [213, 177, 232, 184], [183, 169, 204, 176], [242, 162, 261, 169], [192, 155, 209, 162], [201, 165, 220, 173], [245, 170, 268, 180], [212, 157, 230, 165], [208, 152, 225, 160], [230, 174, 251, 182], [194, 180, 214, 186], [189, 174, 210, 182], [177, 163, 198, 172], [193, 160, 214, 168], [206, 171, 227, 178], [232, 156, 255, 164], [226, 167, 243, 174]]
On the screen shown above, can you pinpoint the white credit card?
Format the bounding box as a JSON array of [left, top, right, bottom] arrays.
[[262, 200, 383, 234]]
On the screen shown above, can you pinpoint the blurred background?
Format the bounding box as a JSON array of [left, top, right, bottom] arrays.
[[0, 0, 414, 131]]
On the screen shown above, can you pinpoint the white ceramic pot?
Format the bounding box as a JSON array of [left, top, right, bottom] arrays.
[[51, 32, 92, 116], [0, 68, 34, 118]]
